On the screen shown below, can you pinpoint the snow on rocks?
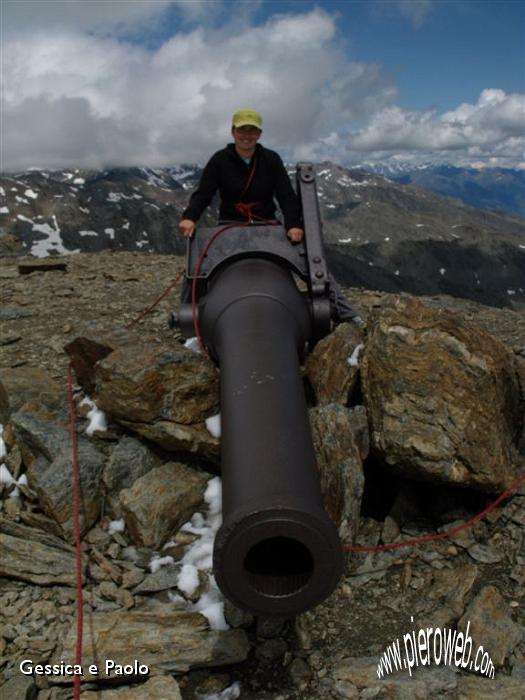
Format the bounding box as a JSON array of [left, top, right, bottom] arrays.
[[29, 215, 78, 257], [205, 413, 221, 438], [79, 229, 99, 237], [79, 396, 108, 435], [347, 343, 365, 367]]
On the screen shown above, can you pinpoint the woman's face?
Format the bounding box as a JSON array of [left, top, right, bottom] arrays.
[[232, 125, 261, 153]]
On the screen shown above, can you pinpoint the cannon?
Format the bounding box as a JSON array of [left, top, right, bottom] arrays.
[[172, 164, 344, 616]]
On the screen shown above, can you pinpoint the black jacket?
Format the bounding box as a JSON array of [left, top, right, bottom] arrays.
[[181, 143, 302, 230]]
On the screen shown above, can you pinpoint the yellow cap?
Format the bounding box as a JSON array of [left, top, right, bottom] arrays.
[[232, 108, 262, 130]]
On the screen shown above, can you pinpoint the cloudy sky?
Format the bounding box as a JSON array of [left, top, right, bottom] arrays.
[[1, 0, 524, 172]]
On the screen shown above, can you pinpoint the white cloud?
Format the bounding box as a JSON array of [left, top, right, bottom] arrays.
[[346, 89, 525, 168], [1, 7, 396, 171]]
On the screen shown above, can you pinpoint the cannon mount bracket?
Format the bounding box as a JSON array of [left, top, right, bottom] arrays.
[[175, 162, 331, 344]]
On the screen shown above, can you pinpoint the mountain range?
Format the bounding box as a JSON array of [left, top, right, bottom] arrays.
[[360, 163, 525, 218], [1, 163, 524, 310]]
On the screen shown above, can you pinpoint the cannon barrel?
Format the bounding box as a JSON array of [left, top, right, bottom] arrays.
[[200, 257, 344, 616]]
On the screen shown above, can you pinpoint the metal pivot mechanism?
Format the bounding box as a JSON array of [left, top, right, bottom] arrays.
[[171, 164, 343, 616]]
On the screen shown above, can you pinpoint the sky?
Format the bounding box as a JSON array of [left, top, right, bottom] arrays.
[[1, 0, 524, 172]]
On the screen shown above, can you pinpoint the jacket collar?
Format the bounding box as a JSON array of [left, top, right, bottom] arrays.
[[227, 142, 262, 162]]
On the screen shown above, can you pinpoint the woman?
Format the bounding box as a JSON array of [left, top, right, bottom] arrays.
[[178, 109, 361, 325], [179, 108, 304, 242]]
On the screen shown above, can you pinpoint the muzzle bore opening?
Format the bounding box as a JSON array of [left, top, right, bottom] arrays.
[[243, 536, 314, 597]]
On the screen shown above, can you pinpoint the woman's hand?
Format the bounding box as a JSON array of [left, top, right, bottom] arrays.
[[287, 227, 304, 243], [179, 219, 196, 238]]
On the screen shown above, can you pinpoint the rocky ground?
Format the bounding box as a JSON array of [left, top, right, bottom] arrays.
[[1, 251, 524, 700]]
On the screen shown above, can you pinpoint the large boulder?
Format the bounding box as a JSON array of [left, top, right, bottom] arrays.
[[119, 462, 210, 547], [0, 518, 86, 586], [64, 325, 145, 395], [457, 585, 523, 668], [361, 297, 521, 491], [55, 605, 250, 680], [93, 338, 218, 425], [65, 329, 220, 460], [310, 404, 365, 541], [305, 323, 363, 406], [11, 402, 105, 539], [121, 419, 220, 462], [104, 436, 160, 494]]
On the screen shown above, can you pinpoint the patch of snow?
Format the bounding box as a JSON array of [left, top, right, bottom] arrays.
[[184, 337, 202, 354], [79, 397, 108, 435], [31, 215, 77, 257], [0, 464, 13, 483], [24, 189, 38, 199], [79, 207, 90, 214], [16, 196, 29, 204], [0, 186, 5, 196], [104, 228, 115, 239], [73, 178, 85, 185], [415, 224, 425, 228], [395, 270, 400, 276], [347, 343, 365, 367], [384, 236, 390, 241], [177, 477, 228, 630], [177, 564, 199, 596], [519, 244, 525, 250], [141, 168, 171, 190], [149, 555, 175, 573], [338, 237, 352, 243], [0, 206, 9, 214], [108, 519, 126, 534], [205, 414, 221, 438], [507, 289, 516, 295], [122, 221, 130, 230], [107, 192, 127, 203], [79, 230, 98, 237], [440, 268, 446, 276], [326, 204, 336, 209], [197, 682, 241, 700]]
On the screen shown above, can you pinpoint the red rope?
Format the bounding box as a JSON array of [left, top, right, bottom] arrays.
[[66, 267, 184, 696], [344, 470, 525, 553], [125, 270, 185, 329], [190, 223, 241, 356], [67, 364, 83, 700]]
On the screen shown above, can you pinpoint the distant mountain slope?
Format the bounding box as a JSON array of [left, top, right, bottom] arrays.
[[360, 163, 525, 218], [1, 163, 524, 310]]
